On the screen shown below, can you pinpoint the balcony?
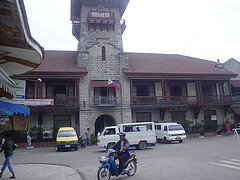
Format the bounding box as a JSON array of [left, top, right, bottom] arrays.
[[88, 11, 116, 24], [24, 97, 79, 107], [131, 95, 232, 107], [93, 96, 119, 106]]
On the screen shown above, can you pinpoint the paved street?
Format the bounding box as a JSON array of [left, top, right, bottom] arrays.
[[0, 136, 240, 180]]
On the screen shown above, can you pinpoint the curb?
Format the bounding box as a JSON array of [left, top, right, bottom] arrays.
[[14, 163, 84, 180]]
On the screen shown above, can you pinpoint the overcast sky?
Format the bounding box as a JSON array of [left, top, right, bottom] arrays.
[[24, 0, 240, 62]]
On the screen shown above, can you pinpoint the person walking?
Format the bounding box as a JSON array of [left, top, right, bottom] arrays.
[[0, 134, 16, 179], [85, 128, 90, 145], [226, 122, 231, 136], [27, 132, 32, 148]]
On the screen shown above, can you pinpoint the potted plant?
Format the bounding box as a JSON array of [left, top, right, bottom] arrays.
[[30, 126, 43, 141], [90, 134, 97, 145], [52, 124, 61, 139]]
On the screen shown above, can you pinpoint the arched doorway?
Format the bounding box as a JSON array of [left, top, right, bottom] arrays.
[[95, 115, 116, 135]]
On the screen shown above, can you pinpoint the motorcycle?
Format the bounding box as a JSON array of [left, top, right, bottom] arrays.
[[97, 149, 137, 180], [78, 136, 86, 148]]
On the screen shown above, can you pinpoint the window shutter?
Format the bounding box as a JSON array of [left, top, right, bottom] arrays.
[[46, 85, 53, 98], [94, 88, 100, 97], [212, 85, 217, 96], [149, 86, 155, 96], [182, 85, 187, 96], [67, 85, 75, 97], [132, 86, 136, 96]]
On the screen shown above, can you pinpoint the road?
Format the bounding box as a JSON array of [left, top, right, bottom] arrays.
[[1, 135, 240, 180]]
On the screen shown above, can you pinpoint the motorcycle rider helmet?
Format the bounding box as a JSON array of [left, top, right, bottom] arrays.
[[118, 132, 126, 136]]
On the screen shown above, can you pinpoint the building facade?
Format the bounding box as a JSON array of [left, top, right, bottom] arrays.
[[18, 0, 237, 136]]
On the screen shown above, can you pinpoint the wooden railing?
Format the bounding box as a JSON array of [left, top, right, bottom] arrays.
[[54, 97, 79, 107], [131, 95, 232, 106], [93, 96, 120, 106]]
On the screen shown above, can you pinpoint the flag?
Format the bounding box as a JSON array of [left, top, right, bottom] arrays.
[[108, 79, 120, 89]]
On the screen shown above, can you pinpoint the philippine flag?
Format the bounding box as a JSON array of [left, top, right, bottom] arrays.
[[108, 79, 120, 89]]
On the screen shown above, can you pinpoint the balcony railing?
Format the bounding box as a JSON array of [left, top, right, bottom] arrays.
[[54, 97, 79, 107], [88, 11, 115, 19], [131, 95, 232, 106], [93, 96, 120, 106]]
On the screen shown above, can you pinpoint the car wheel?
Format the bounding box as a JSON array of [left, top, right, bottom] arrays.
[[56, 147, 60, 152], [164, 137, 168, 144], [138, 141, 147, 150], [179, 140, 183, 143]]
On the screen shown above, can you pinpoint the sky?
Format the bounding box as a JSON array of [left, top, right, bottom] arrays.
[[24, 0, 240, 62]]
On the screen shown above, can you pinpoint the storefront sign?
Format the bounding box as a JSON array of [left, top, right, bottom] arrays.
[[211, 115, 217, 121], [24, 99, 54, 106], [0, 79, 26, 105], [12, 115, 28, 131]]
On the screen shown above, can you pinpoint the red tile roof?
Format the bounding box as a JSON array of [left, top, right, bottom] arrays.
[[34, 50, 86, 73], [17, 50, 87, 78], [123, 53, 236, 78]]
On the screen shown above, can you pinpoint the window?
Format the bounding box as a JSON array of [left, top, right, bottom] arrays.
[[202, 85, 212, 95], [26, 82, 35, 98], [104, 128, 116, 135], [53, 115, 71, 127], [58, 130, 77, 137], [46, 83, 75, 98], [137, 86, 149, 96], [170, 85, 183, 96], [164, 126, 168, 131], [155, 125, 161, 130], [169, 125, 184, 131], [136, 112, 152, 122], [123, 124, 152, 132], [94, 87, 116, 97], [102, 46, 106, 60]]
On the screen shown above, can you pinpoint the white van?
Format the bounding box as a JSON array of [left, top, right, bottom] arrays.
[[155, 123, 186, 144], [97, 122, 156, 150]]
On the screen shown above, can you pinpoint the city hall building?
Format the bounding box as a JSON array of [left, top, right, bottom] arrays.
[[17, 0, 237, 136]]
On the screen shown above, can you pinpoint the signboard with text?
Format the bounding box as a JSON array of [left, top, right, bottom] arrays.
[[0, 79, 26, 105]]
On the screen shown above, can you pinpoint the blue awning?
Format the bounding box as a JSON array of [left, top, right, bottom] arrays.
[[0, 100, 30, 116]]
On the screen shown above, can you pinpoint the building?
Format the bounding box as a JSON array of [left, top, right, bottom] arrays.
[[19, 0, 236, 136], [0, 0, 43, 132], [223, 58, 240, 124]]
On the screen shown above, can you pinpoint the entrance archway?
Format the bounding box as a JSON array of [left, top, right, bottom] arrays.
[[95, 115, 116, 135]]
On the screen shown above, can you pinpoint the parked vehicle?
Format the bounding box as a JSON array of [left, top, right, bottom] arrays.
[[155, 123, 186, 143], [97, 122, 156, 150], [97, 149, 137, 180], [56, 127, 78, 151]]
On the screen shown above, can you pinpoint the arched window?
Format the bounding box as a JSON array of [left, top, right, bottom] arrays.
[[102, 46, 106, 60]]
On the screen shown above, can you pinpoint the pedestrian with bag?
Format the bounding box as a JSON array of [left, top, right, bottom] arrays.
[[0, 133, 17, 179]]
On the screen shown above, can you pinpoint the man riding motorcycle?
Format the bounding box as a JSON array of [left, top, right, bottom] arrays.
[[111, 132, 130, 175]]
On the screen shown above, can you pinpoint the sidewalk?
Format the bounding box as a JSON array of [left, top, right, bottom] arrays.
[[0, 163, 83, 180]]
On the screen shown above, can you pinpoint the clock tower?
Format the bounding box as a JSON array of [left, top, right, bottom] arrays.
[[70, 0, 131, 134]]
